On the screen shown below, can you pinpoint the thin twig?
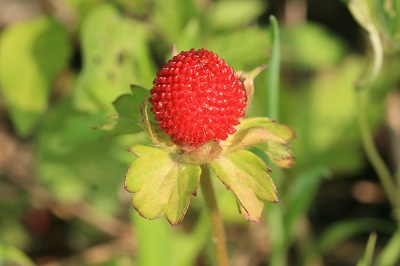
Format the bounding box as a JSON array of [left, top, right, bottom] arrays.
[[355, 91, 399, 218]]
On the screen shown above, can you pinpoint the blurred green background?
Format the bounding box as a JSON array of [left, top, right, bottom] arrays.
[[0, 0, 400, 265]]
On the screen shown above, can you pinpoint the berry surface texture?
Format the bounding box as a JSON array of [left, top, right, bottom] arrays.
[[150, 48, 247, 148]]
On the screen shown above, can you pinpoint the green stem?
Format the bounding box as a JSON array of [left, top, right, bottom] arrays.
[[200, 165, 229, 266], [266, 15, 280, 120], [355, 91, 398, 216]]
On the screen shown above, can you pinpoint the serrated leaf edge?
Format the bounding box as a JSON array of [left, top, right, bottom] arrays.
[[210, 152, 278, 222], [124, 145, 200, 227], [222, 126, 290, 154]]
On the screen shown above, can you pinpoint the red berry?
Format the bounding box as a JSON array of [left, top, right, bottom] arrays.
[[150, 48, 247, 148]]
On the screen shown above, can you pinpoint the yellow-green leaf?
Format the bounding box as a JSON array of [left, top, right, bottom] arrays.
[[241, 117, 296, 141], [257, 142, 296, 168], [223, 126, 288, 154], [222, 117, 296, 168], [125, 145, 201, 226], [210, 150, 278, 222]]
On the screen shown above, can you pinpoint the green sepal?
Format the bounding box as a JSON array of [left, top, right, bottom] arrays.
[[182, 141, 223, 165], [129, 85, 156, 124], [102, 85, 150, 136], [210, 150, 278, 222], [236, 65, 267, 106], [124, 145, 201, 227], [139, 98, 177, 151]]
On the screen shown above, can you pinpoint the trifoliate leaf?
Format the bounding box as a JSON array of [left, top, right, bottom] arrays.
[[124, 145, 201, 226], [210, 150, 278, 222]]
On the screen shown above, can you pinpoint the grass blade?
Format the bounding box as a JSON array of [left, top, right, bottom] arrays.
[[357, 232, 377, 266], [266, 15, 280, 120]]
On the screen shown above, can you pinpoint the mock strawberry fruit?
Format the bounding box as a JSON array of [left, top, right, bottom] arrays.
[[150, 48, 247, 148]]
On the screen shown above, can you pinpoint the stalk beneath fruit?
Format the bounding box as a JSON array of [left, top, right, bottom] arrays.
[[200, 164, 229, 266]]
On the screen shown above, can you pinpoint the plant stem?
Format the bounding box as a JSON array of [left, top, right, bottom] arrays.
[[200, 165, 229, 266], [355, 90, 399, 216]]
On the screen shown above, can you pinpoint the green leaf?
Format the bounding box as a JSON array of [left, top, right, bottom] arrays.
[[175, 18, 202, 51], [75, 4, 154, 112], [210, 150, 278, 222], [208, 27, 270, 70], [125, 145, 201, 226], [109, 95, 139, 134], [222, 117, 295, 167], [107, 85, 151, 136], [34, 99, 143, 212], [223, 117, 294, 151], [117, 85, 149, 119], [287, 57, 366, 172], [208, 0, 266, 30], [223, 126, 287, 154], [0, 16, 70, 136], [281, 23, 346, 69], [256, 142, 295, 168], [153, 0, 198, 44], [239, 117, 295, 141]]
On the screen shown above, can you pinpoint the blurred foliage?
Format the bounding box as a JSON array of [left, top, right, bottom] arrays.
[[0, 16, 70, 136], [0, 0, 400, 265]]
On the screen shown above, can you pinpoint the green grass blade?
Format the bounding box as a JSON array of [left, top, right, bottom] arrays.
[[266, 15, 280, 120], [304, 219, 396, 264], [0, 244, 35, 266], [284, 166, 330, 239], [264, 17, 285, 266], [376, 228, 400, 266], [357, 232, 377, 266]]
